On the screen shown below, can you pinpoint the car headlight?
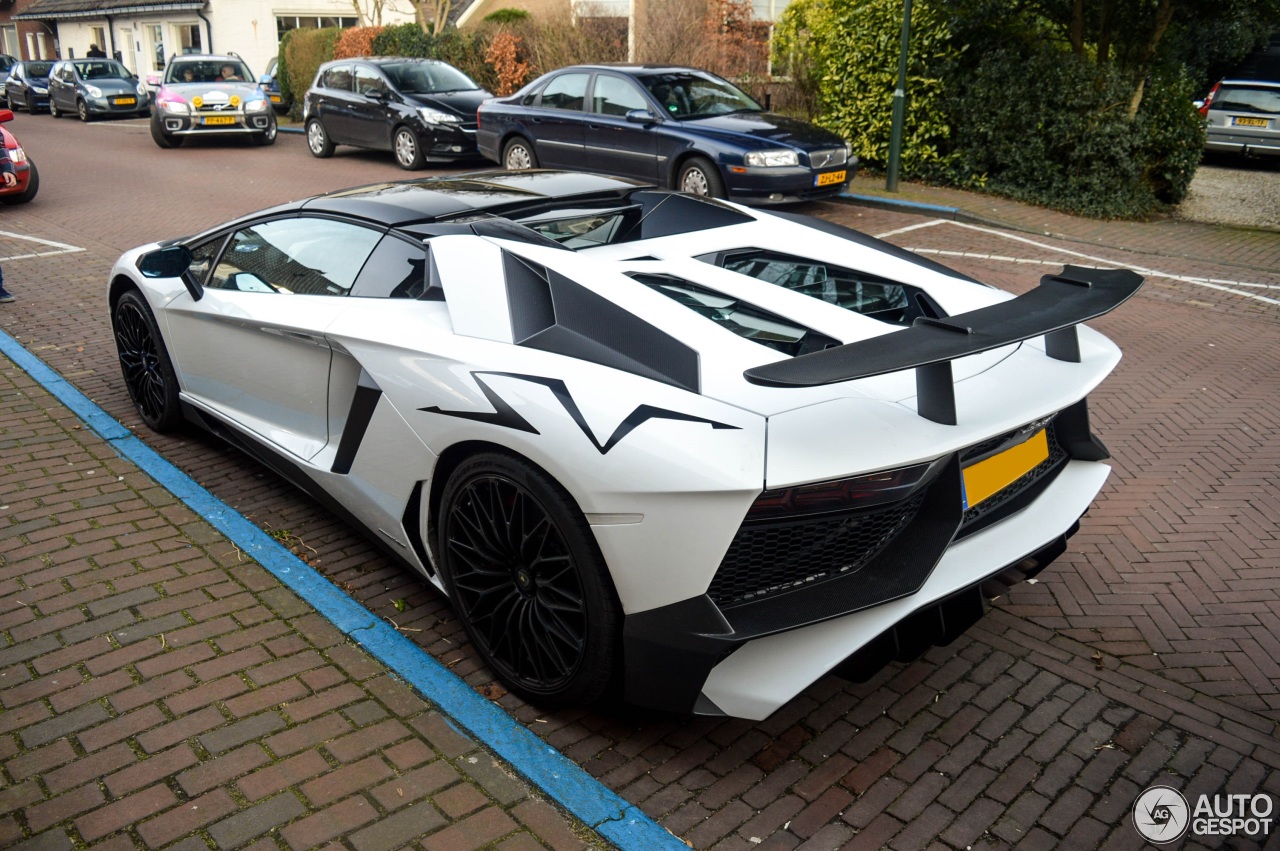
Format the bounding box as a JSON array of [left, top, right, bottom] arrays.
[[161, 99, 190, 114], [744, 149, 800, 167], [418, 107, 461, 125], [85, 85, 103, 98], [32, 86, 46, 95], [136, 83, 146, 96], [7, 146, 25, 164], [244, 98, 269, 112]]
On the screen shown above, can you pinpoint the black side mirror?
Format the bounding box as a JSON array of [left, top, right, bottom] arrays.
[[138, 245, 202, 300], [625, 108, 656, 124]]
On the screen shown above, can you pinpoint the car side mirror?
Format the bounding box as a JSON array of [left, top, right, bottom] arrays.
[[0, 109, 12, 123], [259, 73, 271, 84], [625, 108, 656, 124], [1193, 100, 1205, 110], [365, 88, 387, 101], [138, 245, 191, 278]]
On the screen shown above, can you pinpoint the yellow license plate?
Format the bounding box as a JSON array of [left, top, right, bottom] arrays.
[[962, 429, 1049, 509], [815, 170, 847, 187], [202, 116, 236, 126], [1233, 116, 1269, 127], [269, 94, 282, 103], [113, 97, 136, 106]]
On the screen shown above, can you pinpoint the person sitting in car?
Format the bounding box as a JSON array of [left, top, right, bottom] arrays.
[[218, 65, 242, 82]]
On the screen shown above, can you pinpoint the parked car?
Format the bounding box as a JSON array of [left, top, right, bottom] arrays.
[[477, 64, 854, 204], [107, 170, 1141, 717], [48, 58, 149, 121], [260, 56, 290, 115], [1199, 79, 1280, 160], [303, 57, 490, 169], [0, 108, 38, 203], [5, 60, 55, 114], [0, 54, 17, 107], [150, 55, 276, 148]]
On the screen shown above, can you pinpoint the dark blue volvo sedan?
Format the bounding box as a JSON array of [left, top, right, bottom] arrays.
[[476, 64, 854, 204]]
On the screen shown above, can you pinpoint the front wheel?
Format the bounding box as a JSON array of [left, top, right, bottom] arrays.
[[23, 93, 36, 115], [393, 126, 424, 170], [437, 452, 621, 708], [252, 116, 277, 146], [49, 98, 60, 118], [150, 118, 178, 148], [306, 118, 334, 157], [76, 99, 91, 122], [676, 156, 727, 199], [113, 290, 184, 433], [502, 138, 538, 170]]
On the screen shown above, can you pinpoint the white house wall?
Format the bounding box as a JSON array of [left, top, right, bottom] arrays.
[[72, 0, 414, 83]]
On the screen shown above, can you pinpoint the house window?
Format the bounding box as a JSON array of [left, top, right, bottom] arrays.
[[178, 23, 201, 54], [275, 15, 359, 41], [146, 24, 164, 71]]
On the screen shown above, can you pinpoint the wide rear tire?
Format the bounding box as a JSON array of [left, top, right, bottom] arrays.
[[437, 452, 621, 708]]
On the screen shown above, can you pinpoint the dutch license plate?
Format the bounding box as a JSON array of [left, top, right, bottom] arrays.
[[1233, 116, 1269, 127], [962, 429, 1049, 509], [202, 116, 235, 126], [269, 94, 282, 103], [815, 170, 847, 187], [113, 97, 136, 106]]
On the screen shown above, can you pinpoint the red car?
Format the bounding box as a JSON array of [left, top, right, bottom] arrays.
[[0, 109, 38, 203]]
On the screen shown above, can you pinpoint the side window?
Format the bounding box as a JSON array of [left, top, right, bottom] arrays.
[[350, 235, 430, 299], [592, 75, 648, 117], [519, 81, 544, 106], [353, 66, 387, 97], [207, 217, 382, 296], [321, 64, 353, 92], [538, 73, 588, 111]]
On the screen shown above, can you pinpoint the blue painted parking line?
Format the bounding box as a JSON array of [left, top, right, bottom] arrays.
[[0, 327, 685, 851]]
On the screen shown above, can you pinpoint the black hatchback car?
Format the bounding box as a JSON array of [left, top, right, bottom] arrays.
[[477, 64, 853, 204], [303, 57, 491, 169]]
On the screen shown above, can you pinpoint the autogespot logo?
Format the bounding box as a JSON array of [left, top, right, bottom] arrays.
[[1133, 786, 1190, 844]]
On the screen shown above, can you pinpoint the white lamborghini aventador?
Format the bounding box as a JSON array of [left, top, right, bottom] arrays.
[[108, 171, 1141, 720]]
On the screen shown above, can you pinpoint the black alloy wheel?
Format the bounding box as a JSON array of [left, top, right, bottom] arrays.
[[438, 453, 620, 707], [113, 290, 183, 432]]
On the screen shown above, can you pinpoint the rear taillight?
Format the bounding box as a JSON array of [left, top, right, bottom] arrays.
[[746, 462, 935, 521], [1199, 82, 1220, 116]]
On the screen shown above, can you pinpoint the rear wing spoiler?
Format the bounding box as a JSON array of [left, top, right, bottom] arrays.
[[743, 265, 1144, 425]]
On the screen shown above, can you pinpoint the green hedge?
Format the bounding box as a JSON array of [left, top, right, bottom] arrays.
[[370, 23, 494, 91], [283, 27, 341, 120], [949, 47, 1205, 217]]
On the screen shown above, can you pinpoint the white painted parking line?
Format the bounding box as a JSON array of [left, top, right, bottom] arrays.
[[0, 229, 86, 261], [875, 219, 1280, 306]]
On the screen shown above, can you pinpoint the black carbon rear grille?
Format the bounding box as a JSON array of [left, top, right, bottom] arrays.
[[708, 493, 924, 609], [960, 424, 1067, 533]]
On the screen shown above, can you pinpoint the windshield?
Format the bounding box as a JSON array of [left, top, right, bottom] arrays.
[[26, 62, 53, 77], [381, 61, 478, 94], [638, 72, 761, 119], [1213, 85, 1280, 115], [74, 60, 131, 81], [166, 60, 253, 84]]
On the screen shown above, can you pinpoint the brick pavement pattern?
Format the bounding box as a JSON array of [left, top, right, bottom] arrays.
[[0, 358, 599, 850], [0, 117, 1278, 849]]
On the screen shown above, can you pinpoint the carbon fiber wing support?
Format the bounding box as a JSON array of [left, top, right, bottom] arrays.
[[743, 265, 1144, 425]]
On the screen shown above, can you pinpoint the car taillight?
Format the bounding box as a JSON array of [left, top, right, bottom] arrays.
[[475, 110, 481, 130], [1199, 82, 1220, 116], [746, 462, 935, 521]]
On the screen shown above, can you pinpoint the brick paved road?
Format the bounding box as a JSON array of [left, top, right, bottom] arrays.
[[0, 114, 1278, 849]]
